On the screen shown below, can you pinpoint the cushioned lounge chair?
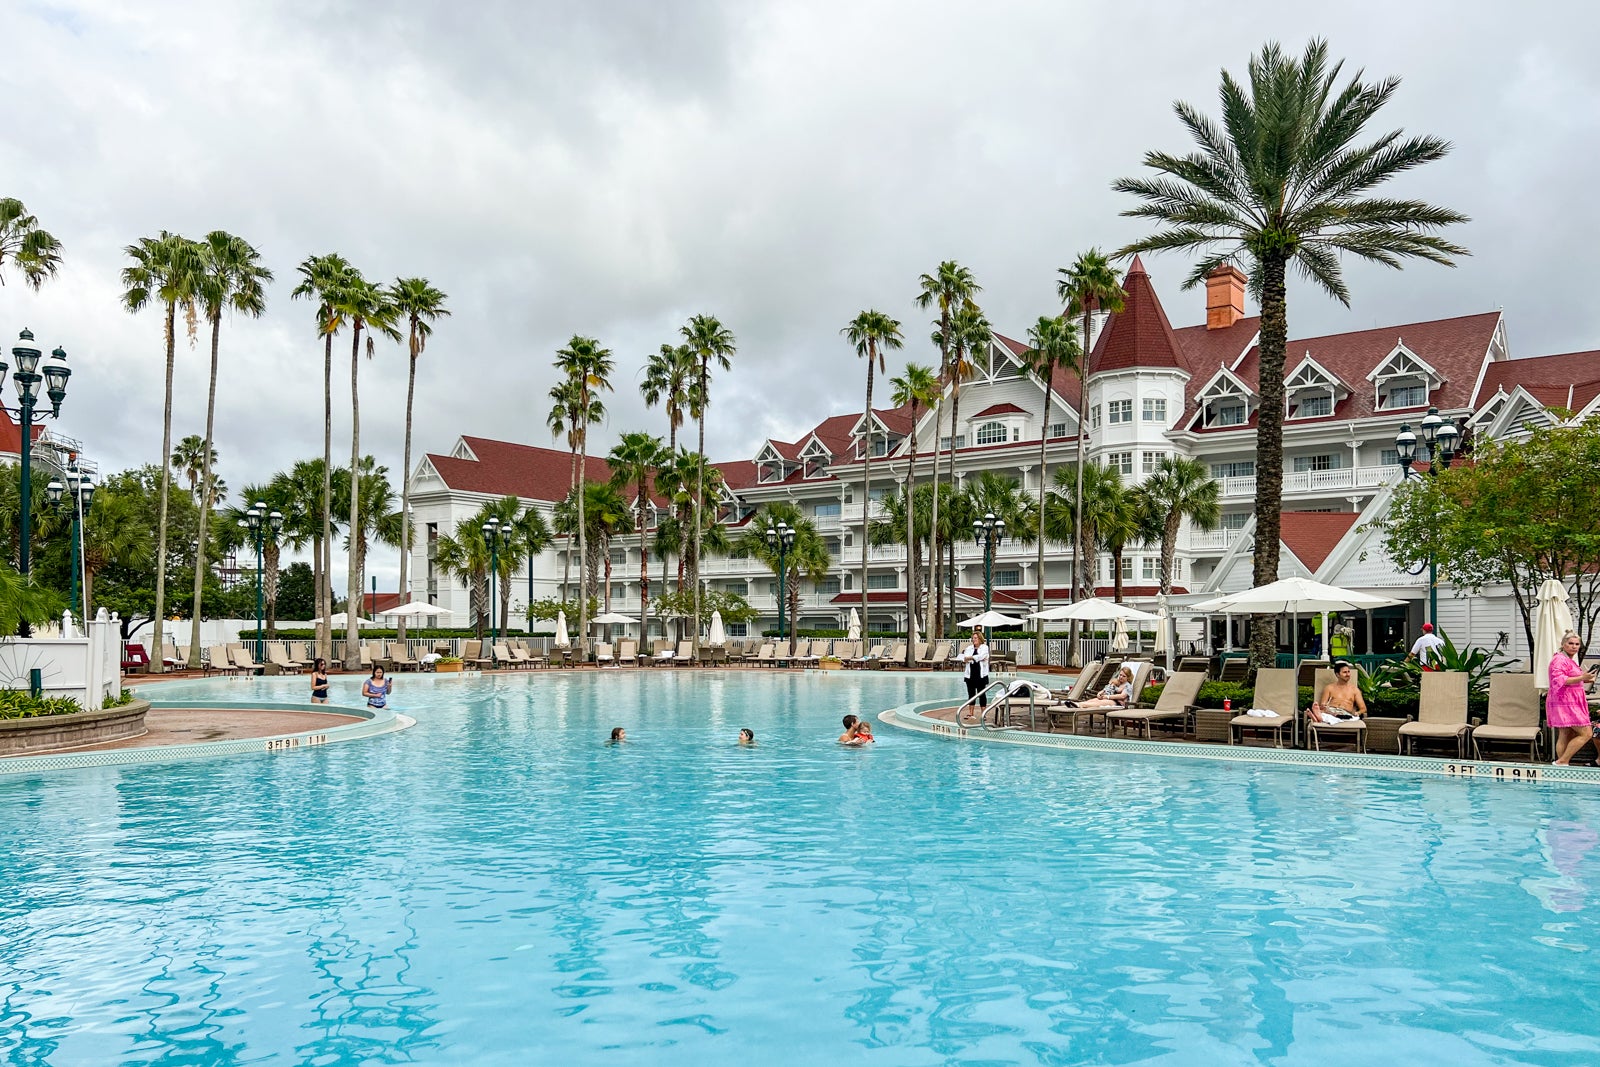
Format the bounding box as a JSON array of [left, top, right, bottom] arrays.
[[462, 639, 493, 670], [617, 639, 637, 666], [1217, 657, 1250, 684], [849, 643, 884, 668], [1231, 667, 1296, 747], [1106, 669, 1205, 739], [268, 642, 305, 674], [594, 642, 613, 665], [671, 641, 695, 666], [1044, 660, 1115, 734], [1471, 672, 1542, 761], [205, 645, 238, 676], [231, 647, 266, 676], [389, 642, 420, 672], [1398, 670, 1472, 758]]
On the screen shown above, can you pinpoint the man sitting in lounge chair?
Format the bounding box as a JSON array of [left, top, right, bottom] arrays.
[[1066, 666, 1136, 709], [1308, 660, 1367, 723]]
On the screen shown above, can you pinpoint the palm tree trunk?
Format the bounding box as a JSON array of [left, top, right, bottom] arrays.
[[345, 325, 364, 669], [186, 315, 221, 668], [265, 540, 280, 635], [1250, 253, 1290, 672], [904, 417, 918, 660], [860, 351, 877, 657], [1035, 381, 1051, 663], [1113, 548, 1125, 603], [639, 506, 649, 648], [1161, 513, 1179, 596], [397, 336, 418, 643], [501, 570, 512, 634], [151, 301, 178, 674], [692, 362, 706, 656], [943, 348, 964, 639], [312, 537, 323, 642], [1071, 310, 1091, 666], [319, 331, 334, 665], [603, 552, 613, 614], [563, 447, 577, 602], [577, 440, 590, 657], [928, 315, 949, 643]]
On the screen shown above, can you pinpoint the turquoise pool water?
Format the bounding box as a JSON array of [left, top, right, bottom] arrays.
[[3, 671, 1598, 1066]]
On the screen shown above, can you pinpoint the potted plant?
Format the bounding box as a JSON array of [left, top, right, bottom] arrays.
[[435, 655, 463, 674]]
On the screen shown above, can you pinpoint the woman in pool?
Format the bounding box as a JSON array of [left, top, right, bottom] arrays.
[[362, 666, 391, 709], [955, 628, 990, 713], [738, 728, 755, 745], [1308, 660, 1367, 724], [1070, 666, 1136, 709], [1548, 631, 1595, 766], [309, 658, 330, 704], [609, 727, 626, 743]]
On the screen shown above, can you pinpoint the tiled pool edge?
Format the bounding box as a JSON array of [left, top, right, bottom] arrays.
[[0, 700, 412, 776], [880, 699, 1600, 789]]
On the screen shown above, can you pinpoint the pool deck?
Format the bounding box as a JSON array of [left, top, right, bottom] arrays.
[[70, 707, 364, 752]]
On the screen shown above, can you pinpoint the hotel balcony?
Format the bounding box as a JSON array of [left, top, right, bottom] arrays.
[[1216, 463, 1396, 500]]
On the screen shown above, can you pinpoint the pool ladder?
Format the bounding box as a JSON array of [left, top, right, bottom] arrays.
[[954, 678, 1042, 732]]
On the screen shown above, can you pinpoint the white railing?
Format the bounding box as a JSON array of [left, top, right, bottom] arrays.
[[840, 502, 888, 523], [1189, 529, 1243, 552], [1218, 464, 1397, 499]]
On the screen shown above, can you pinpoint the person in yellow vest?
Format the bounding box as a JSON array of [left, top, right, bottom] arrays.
[[1329, 616, 1352, 659]]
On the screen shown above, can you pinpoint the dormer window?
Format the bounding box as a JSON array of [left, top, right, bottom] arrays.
[[975, 421, 1008, 445], [1283, 353, 1349, 421], [1209, 403, 1247, 427], [799, 438, 831, 479], [1369, 342, 1442, 411], [1193, 366, 1258, 430]]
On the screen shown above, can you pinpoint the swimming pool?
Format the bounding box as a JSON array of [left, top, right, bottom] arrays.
[[3, 671, 1597, 1065]]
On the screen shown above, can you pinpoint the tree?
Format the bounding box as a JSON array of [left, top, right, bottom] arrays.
[[331, 271, 400, 666], [185, 230, 271, 666], [889, 362, 939, 660], [509, 505, 553, 630], [85, 467, 195, 640], [680, 314, 736, 654], [291, 252, 357, 663], [273, 458, 341, 638], [122, 231, 204, 666], [347, 458, 405, 625], [640, 342, 696, 453], [942, 304, 991, 633], [553, 336, 614, 654], [0, 197, 63, 291], [388, 276, 450, 642], [1022, 314, 1083, 659], [276, 562, 316, 621], [1044, 462, 1125, 598], [435, 520, 491, 637], [547, 378, 601, 609], [733, 502, 831, 653], [1098, 482, 1159, 604], [914, 262, 981, 641], [554, 480, 631, 611], [1056, 250, 1126, 618], [1142, 456, 1220, 598], [1114, 38, 1468, 667], [0, 560, 62, 637], [842, 310, 905, 655], [608, 432, 666, 641], [468, 495, 538, 635], [170, 434, 214, 500]]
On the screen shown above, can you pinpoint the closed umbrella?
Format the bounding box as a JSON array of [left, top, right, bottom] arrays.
[[1111, 616, 1130, 652], [554, 610, 570, 648], [1154, 605, 1170, 659], [707, 610, 726, 647], [1533, 579, 1574, 692], [847, 608, 861, 642]]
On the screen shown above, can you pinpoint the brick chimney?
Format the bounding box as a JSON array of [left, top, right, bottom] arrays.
[[1205, 264, 1247, 330]]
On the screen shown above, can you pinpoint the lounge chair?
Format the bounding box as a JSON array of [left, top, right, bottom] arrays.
[[1217, 657, 1250, 684], [160, 640, 182, 669], [1044, 660, 1104, 733], [1398, 670, 1472, 758], [672, 641, 695, 666], [618, 639, 637, 666], [268, 642, 305, 674], [650, 639, 675, 666], [121, 643, 151, 673], [918, 642, 950, 670], [1296, 660, 1331, 689], [1175, 655, 1211, 677], [204, 645, 238, 676], [1306, 666, 1367, 752], [231, 646, 266, 676], [1231, 667, 1296, 747], [493, 643, 521, 668], [462, 639, 493, 670], [850, 643, 884, 668], [1472, 673, 1543, 761], [749, 642, 776, 667], [1106, 670, 1206, 739], [874, 642, 906, 670], [594, 642, 614, 665], [357, 642, 374, 670], [517, 643, 546, 669]]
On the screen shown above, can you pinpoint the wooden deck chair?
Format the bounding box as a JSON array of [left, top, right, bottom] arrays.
[[205, 645, 239, 676], [672, 641, 695, 666], [1472, 673, 1542, 762], [267, 642, 304, 674], [1217, 657, 1250, 684], [594, 642, 614, 664], [1306, 666, 1366, 752], [1231, 668, 1296, 747], [1106, 670, 1205, 739], [1399, 670, 1472, 758], [230, 646, 265, 676]]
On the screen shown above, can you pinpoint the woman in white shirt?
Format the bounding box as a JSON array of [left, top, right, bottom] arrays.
[[956, 628, 991, 711]]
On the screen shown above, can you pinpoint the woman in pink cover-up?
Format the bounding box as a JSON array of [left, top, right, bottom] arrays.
[[1547, 632, 1595, 765]]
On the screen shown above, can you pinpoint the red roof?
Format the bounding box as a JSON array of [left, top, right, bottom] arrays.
[[1279, 512, 1361, 572], [362, 591, 407, 614], [829, 591, 912, 604], [994, 331, 1084, 415], [954, 585, 1188, 604], [0, 407, 44, 457], [971, 402, 1029, 418], [1087, 256, 1189, 375], [1475, 349, 1600, 412], [426, 437, 611, 502]]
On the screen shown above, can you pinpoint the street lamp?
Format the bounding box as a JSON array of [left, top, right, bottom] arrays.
[[1393, 406, 1461, 627], [45, 462, 95, 622], [1, 329, 72, 636], [483, 517, 502, 648], [972, 511, 1006, 612], [764, 520, 796, 650], [237, 501, 282, 655]]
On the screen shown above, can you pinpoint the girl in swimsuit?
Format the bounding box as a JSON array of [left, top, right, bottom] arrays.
[[362, 666, 392, 709], [310, 659, 330, 704]]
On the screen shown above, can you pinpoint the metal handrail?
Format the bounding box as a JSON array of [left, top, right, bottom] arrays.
[[954, 678, 1036, 731]]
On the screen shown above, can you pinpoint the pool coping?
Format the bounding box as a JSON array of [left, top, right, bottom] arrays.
[[0, 699, 412, 776], [880, 697, 1600, 789]]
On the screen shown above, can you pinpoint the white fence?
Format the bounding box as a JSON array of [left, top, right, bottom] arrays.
[[0, 609, 123, 709]]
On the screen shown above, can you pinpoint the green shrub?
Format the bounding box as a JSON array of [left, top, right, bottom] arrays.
[[272, 627, 519, 641], [102, 689, 137, 709], [0, 690, 82, 720]]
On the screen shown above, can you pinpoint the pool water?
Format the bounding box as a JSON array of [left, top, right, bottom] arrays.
[[3, 671, 1599, 1066]]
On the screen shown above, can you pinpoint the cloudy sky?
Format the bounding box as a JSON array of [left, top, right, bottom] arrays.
[[6, 0, 1598, 590]]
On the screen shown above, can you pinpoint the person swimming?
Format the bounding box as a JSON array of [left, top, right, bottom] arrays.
[[608, 727, 626, 743], [839, 715, 859, 743], [738, 728, 755, 745]]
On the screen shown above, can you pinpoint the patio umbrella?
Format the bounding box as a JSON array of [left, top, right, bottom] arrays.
[[1027, 597, 1160, 623], [1154, 605, 1170, 659], [707, 610, 726, 647], [554, 610, 570, 648], [1533, 579, 1574, 692], [591, 611, 639, 648], [378, 600, 448, 619], [847, 608, 861, 642], [957, 610, 1028, 629], [1111, 616, 1130, 651], [310, 612, 370, 629], [1189, 578, 1404, 671]]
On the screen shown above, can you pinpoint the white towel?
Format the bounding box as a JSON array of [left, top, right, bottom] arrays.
[[1244, 708, 1276, 718]]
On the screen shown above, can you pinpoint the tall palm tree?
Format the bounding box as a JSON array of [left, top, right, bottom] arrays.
[[291, 252, 356, 663], [608, 432, 666, 642], [510, 505, 553, 631], [554, 336, 614, 654], [1143, 456, 1221, 597], [1056, 250, 1126, 619], [331, 273, 400, 667], [184, 230, 271, 666], [122, 231, 203, 668], [679, 315, 736, 654], [889, 362, 938, 657], [388, 277, 450, 642], [942, 304, 991, 633], [170, 435, 213, 499], [547, 378, 595, 607], [272, 460, 330, 631], [434, 518, 492, 637], [1100, 484, 1160, 605], [0, 197, 63, 291], [554, 480, 631, 610], [914, 262, 981, 642], [345, 458, 405, 624], [842, 310, 905, 650], [1022, 315, 1082, 660], [1114, 38, 1468, 667], [640, 342, 696, 453]]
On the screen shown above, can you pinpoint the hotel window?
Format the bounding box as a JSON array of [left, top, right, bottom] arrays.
[[1142, 397, 1167, 423], [1211, 460, 1255, 479], [867, 573, 898, 590], [1142, 557, 1157, 580], [1380, 449, 1400, 468], [814, 502, 841, 518], [1209, 403, 1247, 427], [1119, 557, 1133, 580], [1142, 451, 1164, 475], [976, 421, 1008, 446], [1385, 384, 1427, 408], [1292, 453, 1342, 473], [993, 568, 1021, 586], [1220, 512, 1251, 530], [1108, 399, 1133, 424], [1090, 405, 1102, 429], [768, 582, 779, 596], [1293, 395, 1333, 418], [938, 434, 967, 450], [1105, 452, 1133, 475], [1048, 420, 1068, 439], [727, 622, 747, 637], [817, 577, 841, 595]]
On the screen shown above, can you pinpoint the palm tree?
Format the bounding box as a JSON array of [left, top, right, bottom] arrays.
[[1056, 250, 1126, 617], [184, 230, 271, 666], [346, 458, 405, 624], [460, 495, 536, 635], [79, 481, 151, 618], [331, 272, 400, 667], [1143, 456, 1221, 598], [554, 336, 614, 655], [122, 231, 203, 669], [1113, 38, 1468, 666], [609, 432, 666, 642], [1100, 484, 1159, 605], [734, 502, 831, 653], [434, 518, 492, 637], [680, 314, 736, 653], [510, 505, 553, 630], [842, 310, 905, 651], [942, 304, 991, 633], [640, 342, 696, 453], [291, 252, 356, 663], [272, 460, 330, 632], [914, 262, 981, 642], [1022, 315, 1082, 660], [0, 197, 63, 291], [170, 435, 213, 499], [388, 277, 450, 642], [554, 480, 631, 610], [889, 362, 938, 658]]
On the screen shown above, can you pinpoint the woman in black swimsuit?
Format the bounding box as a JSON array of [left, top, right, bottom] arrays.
[[310, 658, 330, 704]]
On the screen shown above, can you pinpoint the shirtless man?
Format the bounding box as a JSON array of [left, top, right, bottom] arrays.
[[1309, 661, 1367, 724]]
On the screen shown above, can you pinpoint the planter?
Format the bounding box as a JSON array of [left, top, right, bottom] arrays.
[[818, 657, 843, 671], [0, 700, 150, 756], [435, 662, 463, 674]]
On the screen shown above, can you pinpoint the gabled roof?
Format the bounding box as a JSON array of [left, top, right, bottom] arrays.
[[1086, 255, 1189, 375], [1279, 512, 1361, 572], [425, 437, 610, 502], [994, 331, 1083, 413], [1476, 349, 1600, 413], [971, 402, 1029, 418]]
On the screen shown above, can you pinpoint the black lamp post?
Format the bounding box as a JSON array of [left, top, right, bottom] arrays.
[[2, 330, 71, 637], [972, 511, 1006, 612], [237, 501, 282, 655], [764, 521, 795, 649], [483, 517, 501, 648], [46, 463, 95, 621], [1393, 406, 1460, 627]]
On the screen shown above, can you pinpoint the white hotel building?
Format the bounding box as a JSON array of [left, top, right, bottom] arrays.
[[407, 259, 1600, 659]]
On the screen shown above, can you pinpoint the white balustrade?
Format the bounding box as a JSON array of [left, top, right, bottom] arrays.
[[1218, 464, 1397, 499]]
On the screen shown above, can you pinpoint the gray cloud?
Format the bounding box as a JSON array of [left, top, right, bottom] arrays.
[[4, 0, 1597, 589]]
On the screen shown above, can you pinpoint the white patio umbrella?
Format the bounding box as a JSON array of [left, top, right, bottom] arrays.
[[310, 612, 370, 629], [1027, 597, 1160, 623], [554, 610, 570, 648], [1154, 605, 1170, 658], [377, 600, 448, 619], [847, 608, 861, 642], [1189, 578, 1404, 670], [1533, 579, 1574, 692], [1111, 616, 1130, 651], [958, 610, 1028, 629], [591, 612, 638, 626], [707, 610, 726, 647]]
